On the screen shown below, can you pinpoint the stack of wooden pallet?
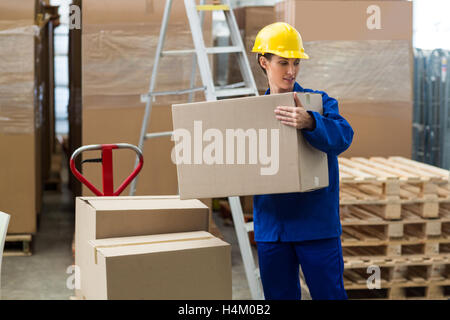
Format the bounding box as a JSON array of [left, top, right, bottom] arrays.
[[339, 156, 450, 299]]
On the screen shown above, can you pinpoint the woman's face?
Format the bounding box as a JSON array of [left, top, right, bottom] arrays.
[[259, 55, 300, 93]]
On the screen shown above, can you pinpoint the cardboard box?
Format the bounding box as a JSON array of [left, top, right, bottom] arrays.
[[81, 0, 213, 198], [339, 101, 412, 158], [82, 103, 178, 196], [75, 196, 210, 297], [0, 134, 38, 234], [0, 0, 42, 234], [276, 0, 412, 41], [172, 92, 329, 199], [274, 0, 413, 158], [82, 0, 212, 107], [85, 231, 231, 300]]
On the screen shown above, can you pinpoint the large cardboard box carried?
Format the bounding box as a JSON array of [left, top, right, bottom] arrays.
[[75, 196, 210, 298], [85, 231, 231, 300], [172, 92, 329, 199]]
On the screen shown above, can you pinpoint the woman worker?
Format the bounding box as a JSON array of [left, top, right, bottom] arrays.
[[251, 22, 354, 300]]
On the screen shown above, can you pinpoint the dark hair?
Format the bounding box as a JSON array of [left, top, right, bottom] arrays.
[[257, 53, 273, 75]]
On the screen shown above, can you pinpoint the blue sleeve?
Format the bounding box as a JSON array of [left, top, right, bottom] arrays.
[[300, 89, 354, 156]]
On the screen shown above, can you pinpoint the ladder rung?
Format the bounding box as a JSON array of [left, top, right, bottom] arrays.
[[162, 49, 196, 56], [216, 82, 245, 90], [163, 46, 242, 56], [145, 131, 173, 139], [205, 46, 242, 54], [215, 87, 256, 98], [196, 5, 229, 11], [141, 87, 206, 101], [245, 221, 254, 233]]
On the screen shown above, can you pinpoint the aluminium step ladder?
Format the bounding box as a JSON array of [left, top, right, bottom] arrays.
[[129, 0, 264, 300]]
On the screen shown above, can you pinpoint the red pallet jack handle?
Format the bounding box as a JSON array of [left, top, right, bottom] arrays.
[[69, 143, 144, 196]]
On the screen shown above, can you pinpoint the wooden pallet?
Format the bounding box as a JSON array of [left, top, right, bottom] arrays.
[[339, 157, 450, 220], [346, 283, 450, 300], [339, 157, 449, 186], [341, 205, 450, 241], [4, 234, 32, 256], [342, 242, 450, 263], [340, 197, 450, 220], [345, 275, 450, 299], [344, 252, 450, 269], [343, 256, 450, 299]]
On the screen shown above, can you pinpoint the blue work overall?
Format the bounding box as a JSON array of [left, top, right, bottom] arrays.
[[254, 82, 354, 300]]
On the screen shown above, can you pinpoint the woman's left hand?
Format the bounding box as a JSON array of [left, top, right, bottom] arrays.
[[274, 93, 315, 130]]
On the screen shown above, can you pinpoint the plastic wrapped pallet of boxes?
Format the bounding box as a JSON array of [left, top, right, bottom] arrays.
[[81, 0, 213, 197], [274, 0, 413, 158], [0, 0, 43, 234]]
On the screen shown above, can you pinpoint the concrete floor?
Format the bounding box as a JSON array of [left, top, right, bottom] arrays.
[[1, 171, 75, 300], [1, 161, 310, 300]]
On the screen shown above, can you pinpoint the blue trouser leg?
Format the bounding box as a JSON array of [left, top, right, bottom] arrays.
[[257, 237, 347, 300], [256, 242, 301, 300], [294, 237, 347, 300]]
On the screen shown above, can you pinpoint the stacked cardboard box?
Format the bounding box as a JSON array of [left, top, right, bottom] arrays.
[[75, 196, 231, 299], [276, 0, 413, 158], [0, 0, 47, 234]]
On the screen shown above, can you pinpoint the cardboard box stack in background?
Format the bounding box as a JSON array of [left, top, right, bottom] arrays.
[[81, 0, 212, 198], [172, 92, 329, 199], [0, 0, 47, 234], [75, 196, 231, 299], [276, 0, 413, 158]]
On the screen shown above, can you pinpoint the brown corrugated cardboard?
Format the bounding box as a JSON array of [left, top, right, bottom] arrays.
[[82, 0, 212, 107], [172, 92, 329, 199], [0, 0, 34, 20], [339, 101, 412, 158], [83, 0, 192, 24], [272, 0, 413, 158], [74, 196, 210, 297], [81, 0, 213, 198], [0, 134, 38, 233], [275, 0, 412, 41], [85, 231, 231, 300], [0, 0, 42, 234], [82, 104, 178, 196]]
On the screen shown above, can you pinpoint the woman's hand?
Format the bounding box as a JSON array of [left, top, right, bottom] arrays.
[[274, 93, 315, 130]]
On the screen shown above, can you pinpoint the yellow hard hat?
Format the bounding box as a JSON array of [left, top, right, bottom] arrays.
[[252, 22, 309, 59]]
